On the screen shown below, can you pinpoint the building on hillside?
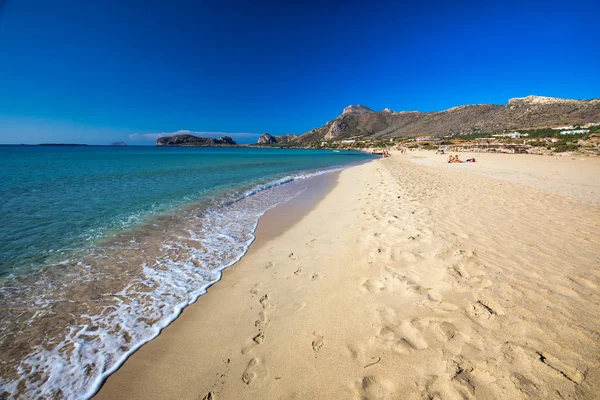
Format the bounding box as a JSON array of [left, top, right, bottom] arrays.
[[492, 132, 529, 139], [560, 129, 590, 135]]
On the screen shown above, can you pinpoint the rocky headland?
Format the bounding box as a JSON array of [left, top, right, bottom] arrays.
[[156, 134, 236, 146], [256, 133, 297, 145]]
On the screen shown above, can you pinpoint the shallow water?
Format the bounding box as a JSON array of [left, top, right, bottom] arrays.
[[0, 145, 375, 399]]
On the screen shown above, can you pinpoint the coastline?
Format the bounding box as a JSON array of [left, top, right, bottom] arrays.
[[0, 146, 376, 399], [96, 151, 600, 399], [80, 166, 354, 398], [94, 166, 346, 399]]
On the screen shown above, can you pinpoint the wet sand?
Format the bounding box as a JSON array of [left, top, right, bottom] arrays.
[[96, 151, 600, 399]]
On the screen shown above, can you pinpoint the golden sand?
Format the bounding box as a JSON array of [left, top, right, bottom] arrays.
[[96, 151, 600, 399]]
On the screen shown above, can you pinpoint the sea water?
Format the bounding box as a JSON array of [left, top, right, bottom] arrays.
[[0, 145, 375, 399]]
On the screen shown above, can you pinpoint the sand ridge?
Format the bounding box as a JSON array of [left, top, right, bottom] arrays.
[[96, 152, 600, 400]]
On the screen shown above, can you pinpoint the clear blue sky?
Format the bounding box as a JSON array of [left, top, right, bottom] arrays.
[[0, 0, 599, 145]]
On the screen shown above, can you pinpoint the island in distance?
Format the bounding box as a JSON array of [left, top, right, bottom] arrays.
[[156, 134, 236, 146]]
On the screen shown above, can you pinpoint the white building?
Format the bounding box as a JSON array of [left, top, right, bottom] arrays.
[[492, 132, 529, 139], [560, 129, 590, 135]]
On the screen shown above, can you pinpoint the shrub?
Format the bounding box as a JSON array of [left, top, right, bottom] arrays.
[[553, 142, 578, 153]]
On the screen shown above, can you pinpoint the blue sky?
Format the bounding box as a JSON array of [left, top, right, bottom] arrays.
[[0, 0, 599, 145]]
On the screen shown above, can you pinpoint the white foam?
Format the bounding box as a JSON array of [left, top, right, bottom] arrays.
[[0, 165, 355, 399]]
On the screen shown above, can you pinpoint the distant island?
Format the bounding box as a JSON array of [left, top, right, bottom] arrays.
[[109, 141, 127, 146], [156, 134, 236, 146]]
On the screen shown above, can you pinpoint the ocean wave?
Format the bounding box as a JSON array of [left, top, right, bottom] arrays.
[[0, 164, 353, 399]]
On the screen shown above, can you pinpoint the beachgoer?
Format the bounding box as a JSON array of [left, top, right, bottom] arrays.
[[448, 155, 464, 163]]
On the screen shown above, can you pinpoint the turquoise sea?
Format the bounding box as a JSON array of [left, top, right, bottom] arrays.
[[0, 145, 375, 399]]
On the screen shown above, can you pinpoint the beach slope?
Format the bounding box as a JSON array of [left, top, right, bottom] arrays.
[[96, 152, 600, 399]]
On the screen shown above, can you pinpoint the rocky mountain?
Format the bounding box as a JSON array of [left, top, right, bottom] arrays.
[[109, 141, 127, 146], [288, 96, 600, 145], [256, 133, 297, 145], [341, 104, 375, 116], [156, 134, 236, 146]]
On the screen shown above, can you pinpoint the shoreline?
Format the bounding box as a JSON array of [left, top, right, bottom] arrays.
[[0, 148, 374, 399], [83, 167, 348, 398], [96, 151, 600, 399], [93, 166, 345, 399]]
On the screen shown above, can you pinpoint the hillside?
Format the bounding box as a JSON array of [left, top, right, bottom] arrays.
[[281, 96, 600, 146]]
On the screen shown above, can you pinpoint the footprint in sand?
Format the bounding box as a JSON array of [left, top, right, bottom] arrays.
[[468, 300, 504, 320], [362, 279, 386, 293], [265, 261, 274, 269], [294, 267, 302, 276], [394, 321, 428, 351], [242, 357, 267, 385], [255, 311, 269, 329], [259, 294, 272, 309], [355, 375, 396, 399], [451, 263, 470, 280], [242, 332, 265, 354], [288, 253, 299, 260], [437, 321, 458, 340], [312, 333, 324, 356], [346, 344, 362, 361], [201, 391, 215, 400], [427, 291, 442, 302], [311, 273, 320, 281], [250, 284, 260, 295], [422, 374, 471, 400], [253, 332, 265, 343]]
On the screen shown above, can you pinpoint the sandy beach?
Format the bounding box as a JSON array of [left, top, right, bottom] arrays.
[[96, 151, 600, 400]]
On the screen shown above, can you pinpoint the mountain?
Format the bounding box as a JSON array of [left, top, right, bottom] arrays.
[[286, 96, 600, 145], [109, 141, 127, 146], [256, 133, 297, 145], [156, 134, 236, 146]]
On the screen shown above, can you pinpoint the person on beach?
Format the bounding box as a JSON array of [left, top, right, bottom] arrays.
[[448, 155, 475, 163], [448, 155, 463, 163]]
